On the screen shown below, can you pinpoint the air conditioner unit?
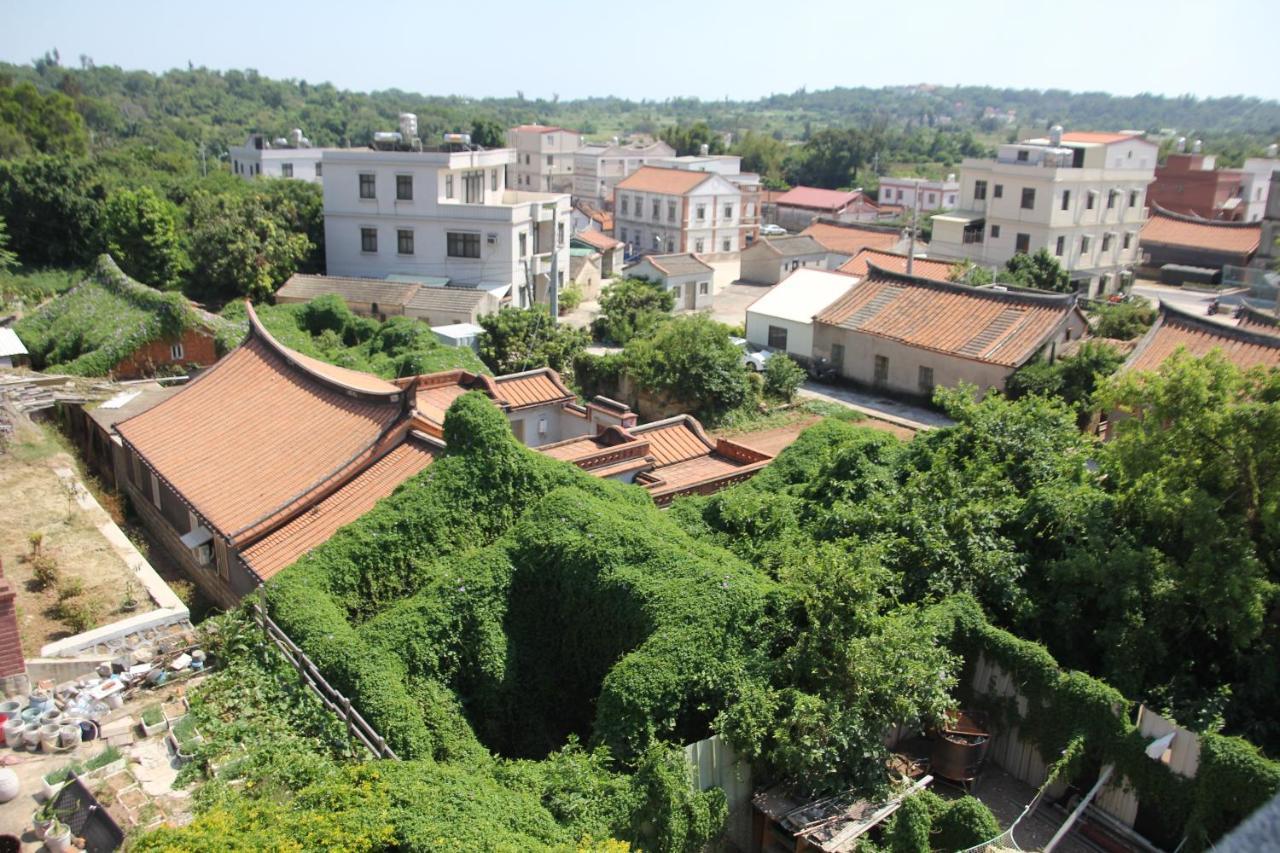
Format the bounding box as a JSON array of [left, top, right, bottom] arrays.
[[487, 233, 498, 244]]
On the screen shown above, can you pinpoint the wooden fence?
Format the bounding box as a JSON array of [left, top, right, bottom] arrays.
[[251, 601, 399, 761]]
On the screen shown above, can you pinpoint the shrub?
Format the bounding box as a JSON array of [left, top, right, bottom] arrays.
[[56, 576, 84, 601], [1093, 299, 1156, 340], [931, 796, 1001, 850], [591, 277, 674, 344], [763, 353, 806, 402], [559, 283, 584, 315], [623, 313, 750, 420], [55, 596, 97, 632], [298, 293, 354, 336], [31, 553, 60, 590]]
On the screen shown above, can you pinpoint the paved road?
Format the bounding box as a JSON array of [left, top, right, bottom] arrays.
[[1130, 279, 1241, 326], [798, 381, 954, 431]]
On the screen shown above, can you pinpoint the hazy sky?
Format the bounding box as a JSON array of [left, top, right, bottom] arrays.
[[3, 0, 1278, 102]]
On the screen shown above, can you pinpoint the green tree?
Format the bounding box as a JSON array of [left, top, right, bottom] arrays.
[[100, 186, 187, 289], [477, 306, 589, 378], [1003, 248, 1072, 292], [258, 179, 325, 273], [0, 80, 89, 158], [0, 215, 17, 274], [1006, 341, 1124, 423], [732, 130, 790, 185], [946, 259, 995, 286], [624, 313, 751, 420], [763, 353, 805, 402], [187, 190, 311, 301], [660, 122, 724, 156], [470, 117, 507, 149], [590, 277, 675, 344], [1092, 299, 1156, 340], [0, 155, 105, 266]]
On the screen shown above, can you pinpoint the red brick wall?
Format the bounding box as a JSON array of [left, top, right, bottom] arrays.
[[0, 563, 25, 679], [113, 328, 219, 380]]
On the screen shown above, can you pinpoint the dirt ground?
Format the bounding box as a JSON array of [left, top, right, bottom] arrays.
[[0, 416, 155, 654]]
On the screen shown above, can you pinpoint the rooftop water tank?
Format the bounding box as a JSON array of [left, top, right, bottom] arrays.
[[1049, 124, 1063, 146], [399, 113, 418, 141]]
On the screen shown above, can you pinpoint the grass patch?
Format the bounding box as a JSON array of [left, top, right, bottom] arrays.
[[141, 705, 164, 727]]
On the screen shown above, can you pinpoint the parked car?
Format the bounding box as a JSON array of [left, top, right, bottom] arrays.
[[731, 337, 778, 372], [760, 224, 787, 236]]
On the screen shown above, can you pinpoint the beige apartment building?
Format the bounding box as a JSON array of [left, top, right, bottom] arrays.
[[614, 166, 753, 256], [930, 128, 1157, 297], [507, 124, 583, 193], [573, 139, 677, 208]]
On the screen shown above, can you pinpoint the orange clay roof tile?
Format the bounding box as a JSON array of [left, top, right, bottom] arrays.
[[489, 368, 574, 409], [801, 221, 903, 256], [1140, 208, 1261, 256], [1125, 303, 1280, 373], [240, 438, 438, 581], [616, 166, 714, 195], [837, 249, 958, 281], [816, 268, 1079, 368]]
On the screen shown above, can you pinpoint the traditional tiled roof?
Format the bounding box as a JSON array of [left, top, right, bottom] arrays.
[[1140, 207, 1262, 256], [1060, 131, 1146, 145], [815, 266, 1081, 368], [1237, 305, 1280, 337], [640, 254, 714, 276], [750, 235, 827, 257], [801, 220, 904, 256], [510, 124, 575, 134], [837, 249, 958, 281], [616, 166, 714, 195], [240, 436, 439, 581], [1125, 302, 1280, 373], [574, 229, 621, 251], [488, 367, 575, 410], [276, 275, 422, 308], [629, 416, 716, 465], [116, 304, 406, 542], [575, 202, 614, 232], [774, 187, 864, 211], [404, 286, 493, 315], [629, 416, 772, 505]]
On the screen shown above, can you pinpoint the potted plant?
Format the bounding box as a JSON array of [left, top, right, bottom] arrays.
[[83, 745, 125, 779], [120, 581, 140, 613], [169, 716, 203, 762], [45, 818, 72, 852], [31, 807, 54, 839], [40, 763, 80, 800], [140, 704, 166, 737], [161, 696, 188, 727]]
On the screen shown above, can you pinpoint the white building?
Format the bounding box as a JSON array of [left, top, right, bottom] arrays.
[[573, 139, 677, 208], [230, 131, 326, 183], [744, 269, 855, 363], [1241, 150, 1280, 223], [614, 166, 755, 257], [506, 124, 583, 194], [929, 128, 1156, 297], [625, 254, 715, 311], [322, 139, 571, 309], [878, 175, 960, 211]]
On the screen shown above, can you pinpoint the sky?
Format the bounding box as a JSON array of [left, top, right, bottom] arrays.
[[2, 0, 1278, 102]]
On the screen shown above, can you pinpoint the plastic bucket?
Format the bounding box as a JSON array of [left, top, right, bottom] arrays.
[[39, 709, 63, 726], [39, 724, 60, 752], [21, 723, 42, 750], [20, 707, 41, 724], [0, 700, 21, 726], [58, 725, 80, 749], [1, 718, 22, 748]]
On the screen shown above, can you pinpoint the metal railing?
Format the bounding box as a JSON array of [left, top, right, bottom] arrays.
[[251, 601, 399, 760]]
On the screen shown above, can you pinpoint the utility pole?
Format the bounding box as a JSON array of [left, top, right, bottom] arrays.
[[906, 179, 921, 276], [548, 236, 559, 324]]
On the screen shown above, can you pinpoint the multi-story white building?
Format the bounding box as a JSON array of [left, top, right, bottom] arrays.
[[878, 175, 960, 211], [929, 128, 1157, 296], [229, 131, 326, 183], [322, 141, 571, 309], [506, 125, 583, 194], [1241, 149, 1280, 223], [613, 166, 753, 256], [573, 139, 677, 208]]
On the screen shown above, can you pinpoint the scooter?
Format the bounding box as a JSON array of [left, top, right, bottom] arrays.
[[808, 357, 838, 382]]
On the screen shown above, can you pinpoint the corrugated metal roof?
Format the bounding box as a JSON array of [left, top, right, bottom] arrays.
[[240, 438, 437, 581], [0, 327, 28, 357], [816, 269, 1078, 367]]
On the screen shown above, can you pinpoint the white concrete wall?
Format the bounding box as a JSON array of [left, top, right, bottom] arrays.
[[745, 312, 813, 360], [230, 147, 324, 183]]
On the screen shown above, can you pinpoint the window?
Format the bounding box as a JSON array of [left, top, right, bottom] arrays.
[[315, 162, 322, 177], [1061, 190, 1071, 211], [1021, 187, 1035, 209], [723, 239, 731, 251], [695, 238, 705, 253], [281, 163, 293, 178], [768, 325, 788, 350], [557, 222, 565, 246], [668, 201, 677, 222], [874, 355, 889, 385], [724, 204, 733, 220], [993, 184, 1003, 199], [1107, 190, 1118, 210], [463, 171, 483, 203], [621, 196, 629, 215], [546, 155, 553, 166], [519, 232, 527, 257], [990, 224, 1001, 238], [653, 199, 661, 220], [696, 204, 706, 221], [170, 342, 184, 360], [1015, 233, 1030, 253], [746, 202, 756, 217], [361, 227, 377, 253], [394, 174, 413, 201], [447, 231, 481, 258], [831, 343, 845, 370], [1086, 191, 1096, 210], [359, 173, 376, 199], [1129, 190, 1139, 208], [927, 193, 936, 205], [1123, 232, 1132, 250], [397, 229, 415, 255], [699, 281, 709, 295], [1102, 233, 1112, 252], [974, 180, 987, 200], [1080, 235, 1091, 253], [491, 170, 498, 192], [1016, 149, 1029, 162], [791, 260, 800, 271], [1055, 235, 1065, 255], [445, 175, 454, 199], [918, 366, 934, 396], [620, 227, 628, 243]]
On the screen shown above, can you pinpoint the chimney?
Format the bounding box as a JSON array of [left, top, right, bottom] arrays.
[[0, 560, 28, 697]]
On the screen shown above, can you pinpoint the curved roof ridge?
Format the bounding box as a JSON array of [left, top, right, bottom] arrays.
[[1158, 300, 1280, 348], [244, 302, 401, 398], [863, 262, 1077, 305], [1148, 203, 1263, 229]]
